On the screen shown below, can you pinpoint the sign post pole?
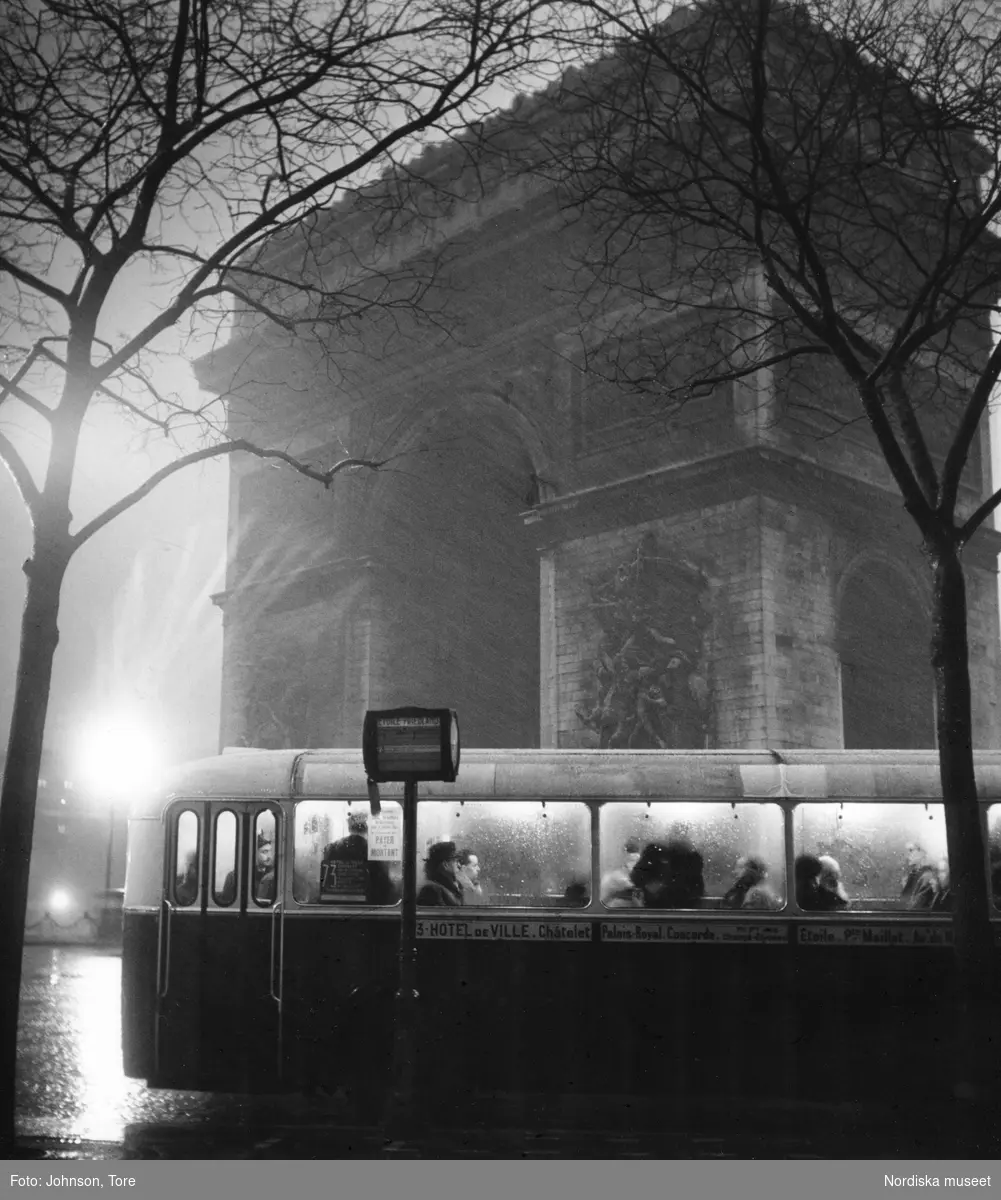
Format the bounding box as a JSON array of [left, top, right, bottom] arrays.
[[362, 707, 459, 1144], [385, 778, 419, 1139]]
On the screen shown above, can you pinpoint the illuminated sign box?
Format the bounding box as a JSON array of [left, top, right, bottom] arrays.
[[363, 707, 460, 783]]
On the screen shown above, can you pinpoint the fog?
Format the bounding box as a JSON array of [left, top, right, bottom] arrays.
[[0, 409, 228, 774]]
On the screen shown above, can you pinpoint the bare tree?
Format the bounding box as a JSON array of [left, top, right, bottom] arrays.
[[545, 0, 1001, 1112], [0, 0, 567, 1146]]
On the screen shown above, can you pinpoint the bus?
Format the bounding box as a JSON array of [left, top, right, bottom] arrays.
[[121, 747, 1001, 1111]]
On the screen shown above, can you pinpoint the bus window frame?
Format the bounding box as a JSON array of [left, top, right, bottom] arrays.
[[210, 807, 239, 909], [596, 797, 789, 914], [270, 793, 998, 922], [170, 807, 201, 909], [290, 798, 403, 909], [250, 807, 280, 909], [165, 800, 282, 911], [413, 795, 593, 911]]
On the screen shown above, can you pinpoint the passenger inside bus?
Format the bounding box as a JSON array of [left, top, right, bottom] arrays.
[[418, 841, 464, 906], [900, 842, 942, 910], [414, 800, 590, 908], [795, 853, 848, 910], [932, 855, 953, 911], [254, 838, 276, 903], [723, 856, 781, 910], [216, 837, 275, 905], [794, 854, 824, 910], [600, 838, 642, 908], [176, 852, 198, 906], [793, 801, 952, 910], [600, 800, 786, 910], [292, 801, 404, 904], [319, 813, 401, 904], [216, 870, 237, 907], [817, 856, 849, 909], [319, 826, 367, 900], [456, 849, 483, 902], [631, 838, 705, 909]]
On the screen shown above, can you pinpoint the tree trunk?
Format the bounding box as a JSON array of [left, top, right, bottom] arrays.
[[929, 540, 996, 1144], [0, 546, 67, 1152]]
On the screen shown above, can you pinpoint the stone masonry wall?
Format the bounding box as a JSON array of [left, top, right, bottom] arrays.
[[551, 497, 772, 750], [962, 555, 1001, 749], [757, 498, 1001, 750], [760, 501, 847, 749], [544, 488, 1001, 753]]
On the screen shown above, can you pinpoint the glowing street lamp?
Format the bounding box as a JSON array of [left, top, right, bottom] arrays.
[[74, 712, 165, 940], [75, 712, 164, 801]]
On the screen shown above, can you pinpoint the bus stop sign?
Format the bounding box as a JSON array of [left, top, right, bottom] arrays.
[[362, 707, 460, 783]]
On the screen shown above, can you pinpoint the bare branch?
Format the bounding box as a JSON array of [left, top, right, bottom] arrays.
[[36, 340, 181, 433], [0, 340, 55, 422], [68, 441, 391, 551], [885, 368, 938, 504], [0, 251, 73, 314], [960, 486, 1001, 545], [546, 0, 1001, 539], [0, 429, 39, 515], [944, 335, 1001, 526]]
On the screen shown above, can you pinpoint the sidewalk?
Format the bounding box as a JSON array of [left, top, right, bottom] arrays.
[[10, 1125, 830, 1160], [14, 1093, 1000, 1160]]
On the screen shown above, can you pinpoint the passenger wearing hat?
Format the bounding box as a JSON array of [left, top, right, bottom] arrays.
[[631, 837, 705, 909], [418, 841, 464, 906]]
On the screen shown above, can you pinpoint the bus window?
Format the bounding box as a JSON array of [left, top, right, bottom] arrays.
[[292, 801, 402, 905], [415, 801, 591, 907], [987, 806, 1001, 910], [174, 809, 200, 907], [599, 802, 785, 910], [213, 810, 237, 907], [792, 802, 948, 912], [252, 810, 277, 906]]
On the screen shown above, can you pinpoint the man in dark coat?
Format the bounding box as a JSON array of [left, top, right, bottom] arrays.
[[418, 841, 464, 906], [631, 838, 704, 908]]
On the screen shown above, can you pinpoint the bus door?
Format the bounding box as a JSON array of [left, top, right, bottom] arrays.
[[156, 801, 284, 1090]]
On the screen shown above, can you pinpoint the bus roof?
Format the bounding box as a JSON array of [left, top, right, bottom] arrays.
[[129, 747, 1001, 818]]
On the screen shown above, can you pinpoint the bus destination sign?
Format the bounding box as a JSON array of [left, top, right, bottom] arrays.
[[378, 716, 441, 773], [363, 707, 460, 782]]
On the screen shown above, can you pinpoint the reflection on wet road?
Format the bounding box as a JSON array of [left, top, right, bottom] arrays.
[[14, 946, 956, 1159], [16, 944, 219, 1145]]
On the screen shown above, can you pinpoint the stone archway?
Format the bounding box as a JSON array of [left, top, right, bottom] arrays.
[[367, 399, 541, 748], [837, 558, 934, 749]]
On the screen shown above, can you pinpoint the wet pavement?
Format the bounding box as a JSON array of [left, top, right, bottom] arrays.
[[13, 944, 1000, 1160], [14, 944, 349, 1158], [16, 944, 201, 1145]]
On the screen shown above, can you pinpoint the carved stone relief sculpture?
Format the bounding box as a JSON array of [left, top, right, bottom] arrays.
[[575, 532, 714, 749]]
